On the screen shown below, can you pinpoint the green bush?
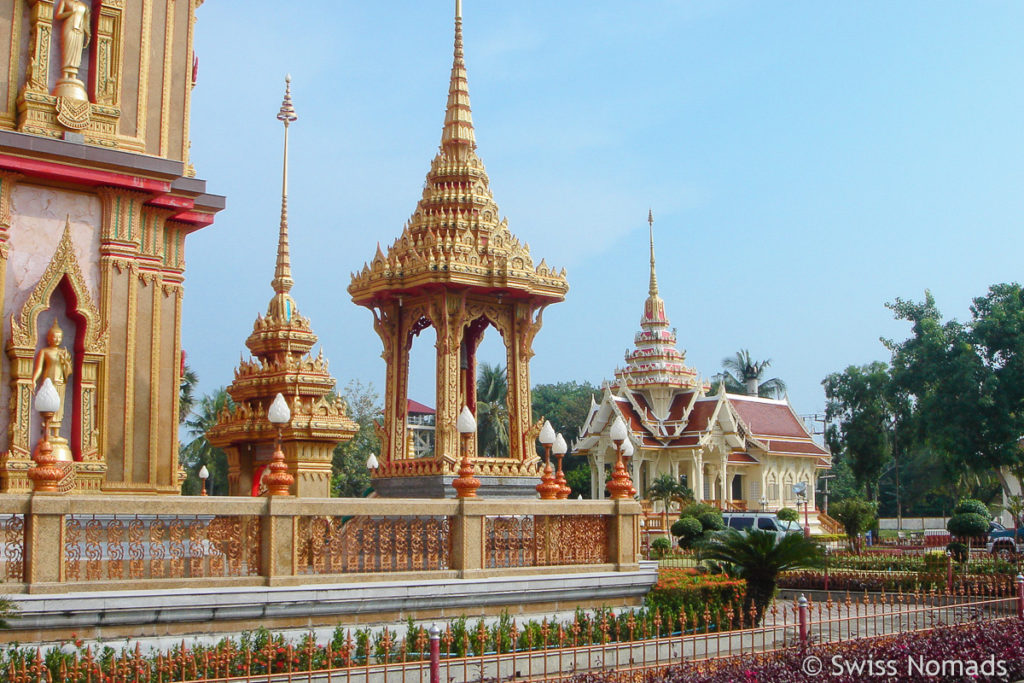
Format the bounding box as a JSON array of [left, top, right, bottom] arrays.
[[680, 502, 718, 520], [953, 498, 991, 520], [947, 512, 989, 539], [829, 497, 877, 551], [650, 537, 671, 558], [646, 573, 746, 630], [672, 516, 704, 549], [697, 512, 725, 532], [946, 541, 969, 563], [776, 507, 799, 522]]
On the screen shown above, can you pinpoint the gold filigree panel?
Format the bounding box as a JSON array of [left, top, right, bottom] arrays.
[[485, 514, 610, 569], [1, 514, 24, 583], [295, 515, 451, 575], [63, 514, 261, 581]]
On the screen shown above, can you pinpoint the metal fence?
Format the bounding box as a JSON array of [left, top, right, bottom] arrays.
[[5, 583, 1021, 682]]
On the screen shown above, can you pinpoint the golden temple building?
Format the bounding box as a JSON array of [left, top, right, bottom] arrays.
[[0, 0, 223, 493], [574, 214, 830, 515], [349, 1, 569, 497], [206, 79, 357, 498]]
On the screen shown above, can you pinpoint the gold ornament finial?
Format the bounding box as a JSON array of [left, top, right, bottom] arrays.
[[442, 0, 476, 154], [648, 209, 658, 297], [272, 76, 297, 296]]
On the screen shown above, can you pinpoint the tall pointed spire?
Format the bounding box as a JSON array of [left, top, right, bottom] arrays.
[[441, 0, 476, 155], [272, 75, 297, 295], [648, 208, 658, 297]]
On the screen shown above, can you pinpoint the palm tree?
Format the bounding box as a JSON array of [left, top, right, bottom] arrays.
[[180, 388, 233, 494], [179, 363, 199, 424], [700, 528, 823, 625], [476, 363, 509, 458], [719, 350, 787, 398], [647, 473, 694, 533]]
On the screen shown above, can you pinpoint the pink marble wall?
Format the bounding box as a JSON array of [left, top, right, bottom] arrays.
[[1, 184, 101, 453]]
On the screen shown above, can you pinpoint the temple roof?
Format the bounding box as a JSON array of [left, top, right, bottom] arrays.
[[348, 5, 568, 306]]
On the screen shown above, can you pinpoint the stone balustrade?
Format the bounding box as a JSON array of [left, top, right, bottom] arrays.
[[0, 495, 642, 594]]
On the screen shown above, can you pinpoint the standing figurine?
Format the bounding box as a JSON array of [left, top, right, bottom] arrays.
[[53, 0, 90, 101], [32, 320, 73, 435]]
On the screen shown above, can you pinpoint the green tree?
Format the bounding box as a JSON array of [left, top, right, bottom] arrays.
[[180, 387, 233, 495], [476, 363, 509, 458], [823, 362, 893, 500], [331, 380, 382, 497], [648, 473, 693, 532], [717, 350, 787, 398], [885, 286, 1024, 499], [531, 379, 599, 494], [700, 528, 823, 625], [829, 497, 877, 552], [179, 362, 198, 425]]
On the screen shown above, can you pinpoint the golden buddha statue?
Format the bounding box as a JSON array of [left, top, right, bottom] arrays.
[[53, 0, 91, 101], [32, 319, 74, 461]]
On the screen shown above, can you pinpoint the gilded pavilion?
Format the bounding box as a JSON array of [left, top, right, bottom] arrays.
[[349, 1, 569, 497], [206, 79, 357, 498], [574, 215, 830, 511]]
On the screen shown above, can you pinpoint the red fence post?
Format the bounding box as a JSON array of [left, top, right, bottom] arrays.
[[946, 551, 953, 593], [1016, 575, 1023, 621], [429, 624, 441, 683], [798, 595, 809, 650]]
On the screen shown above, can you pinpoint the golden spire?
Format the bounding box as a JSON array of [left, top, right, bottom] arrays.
[[272, 75, 297, 295], [648, 208, 658, 297], [441, 0, 476, 155]]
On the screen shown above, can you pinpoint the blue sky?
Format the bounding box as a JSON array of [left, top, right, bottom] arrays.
[[184, 1, 1024, 422]]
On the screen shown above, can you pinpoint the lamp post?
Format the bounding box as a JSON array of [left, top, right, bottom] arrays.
[[553, 433, 570, 499], [606, 415, 634, 500], [536, 420, 560, 499], [198, 465, 209, 496], [760, 496, 767, 513], [28, 378, 63, 492], [452, 406, 480, 498], [265, 393, 294, 496], [621, 436, 638, 498], [798, 493, 810, 538], [366, 452, 379, 471]]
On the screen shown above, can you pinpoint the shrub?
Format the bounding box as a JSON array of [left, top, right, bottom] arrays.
[[697, 512, 724, 532], [671, 516, 704, 549], [776, 507, 799, 522], [650, 536, 671, 558], [953, 498, 991, 519], [946, 541, 969, 563], [646, 570, 746, 630], [947, 512, 989, 539]]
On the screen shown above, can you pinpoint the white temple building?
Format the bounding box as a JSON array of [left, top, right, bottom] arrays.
[[573, 215, 830, 513]]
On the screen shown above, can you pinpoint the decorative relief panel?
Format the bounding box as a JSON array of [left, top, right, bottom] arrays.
[[485, 514, 610, 569], [295, 515, 451, 575]]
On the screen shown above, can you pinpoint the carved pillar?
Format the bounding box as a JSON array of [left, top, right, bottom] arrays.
[[91, 1, 124, 107], [21, 0, 55, 98], [693, 452, 704, 502], [434, 313, 462, 462]]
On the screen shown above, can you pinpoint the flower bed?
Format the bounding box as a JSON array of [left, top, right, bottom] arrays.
[[826, 551, 1016, 575], [575, 618, 1024, 682], [778, 569, 1017, 595], [646, 568, 747, 630]]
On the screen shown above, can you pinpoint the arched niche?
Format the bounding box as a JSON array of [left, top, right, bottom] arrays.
[[4, 222, 107, 491]]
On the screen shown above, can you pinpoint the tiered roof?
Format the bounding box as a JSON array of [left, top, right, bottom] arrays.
[[348, 6, 568, 305]]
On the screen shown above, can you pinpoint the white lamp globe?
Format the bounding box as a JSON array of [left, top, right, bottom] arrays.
[[457, 406, 476, 434], [366, 453, 379, 470], [622, 438, 634, 458], [198, 465, 209, 481], [609, 415, 628, 442], [268, 393, 291, 424], [539, 420, 556, 445], [35, 378, 61, 414], [553, 433, 568, 455]]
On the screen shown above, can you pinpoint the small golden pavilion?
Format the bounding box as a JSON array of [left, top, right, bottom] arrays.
[[574, 215, 830, 511], [348, 1, 569, 497]]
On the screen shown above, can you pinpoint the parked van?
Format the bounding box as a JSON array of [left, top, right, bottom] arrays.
[[720, 512, 799, 535]]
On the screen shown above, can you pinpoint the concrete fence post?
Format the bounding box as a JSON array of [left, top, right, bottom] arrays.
[[797, 594, 809, 650], [429, 623, 441, 683]]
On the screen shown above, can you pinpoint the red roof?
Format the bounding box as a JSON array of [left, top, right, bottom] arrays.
[[729, 397, 811, 439], [681, 399, 718, 434], [728, 452, 760, 464], [406, 399, 435, 415], [766, 439, 829, 456], [666, 392, 696, 422]]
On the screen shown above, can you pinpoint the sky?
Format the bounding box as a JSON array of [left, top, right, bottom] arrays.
[[183, 1, 1024, 424]]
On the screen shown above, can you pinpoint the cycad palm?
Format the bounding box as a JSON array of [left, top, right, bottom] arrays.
[[719, 350, 787, 398], [700, 528, 822, 625], [476, 363, 509, 458]]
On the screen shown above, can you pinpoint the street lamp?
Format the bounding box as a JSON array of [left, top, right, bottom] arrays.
[[198, 464, 210, 496], [606, 415, 634, 500], [536, 420, 560, 499], [760, 496, 767, 512], [264, 392, 294, 496], [28, 378, 62, 492], [452, 406, 480, 498], [553, 433, 570, 499], [366, 452, 379, 471]]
